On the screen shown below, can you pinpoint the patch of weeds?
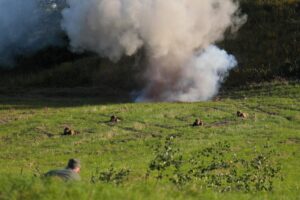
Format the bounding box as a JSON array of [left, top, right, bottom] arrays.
[[90, 165, 130, 185], [148, 139, 282, 192], [149, 135, 182, 171], [147, 135, 186, 184], [190, 149, 281, 192], [32, 165, 42, 177]]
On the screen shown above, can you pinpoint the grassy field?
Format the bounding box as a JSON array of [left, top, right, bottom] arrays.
[[0, 82, 299, 200]]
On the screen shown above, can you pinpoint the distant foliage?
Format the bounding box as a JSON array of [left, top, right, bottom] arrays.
[[243, 0, 299, 5], [0, 0, 299, 88], [224, 0, 300, 85]]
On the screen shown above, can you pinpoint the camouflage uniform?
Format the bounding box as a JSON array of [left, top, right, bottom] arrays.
[[45, 159, 81, 181], [45, 169, 81, 181]]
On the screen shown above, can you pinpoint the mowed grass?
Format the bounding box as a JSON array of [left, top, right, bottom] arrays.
[[0, 83, 299, 200]]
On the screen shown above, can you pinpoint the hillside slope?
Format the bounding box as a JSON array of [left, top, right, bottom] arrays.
[[0, 83, 299, 199]]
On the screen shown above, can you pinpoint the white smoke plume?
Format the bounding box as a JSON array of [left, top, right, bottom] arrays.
[[0, 0, 65, 67], [62, 0, 246, 102]]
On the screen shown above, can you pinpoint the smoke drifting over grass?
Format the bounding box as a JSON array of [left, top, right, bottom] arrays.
[[0, 0, 64, 67], [136, 46, 237, 102], [0, 0, 246, 102], [62, 0, 246, 102]]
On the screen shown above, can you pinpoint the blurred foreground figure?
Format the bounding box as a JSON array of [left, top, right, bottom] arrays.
[[45, 159, 81, 181]]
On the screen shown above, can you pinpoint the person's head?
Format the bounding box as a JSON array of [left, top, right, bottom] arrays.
[[66, 159, 81, 173]]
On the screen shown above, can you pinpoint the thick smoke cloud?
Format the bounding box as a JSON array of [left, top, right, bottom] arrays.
[[136, 46, 237, 102], [62, 0, 246, 102], [0, 0, 65, 67]]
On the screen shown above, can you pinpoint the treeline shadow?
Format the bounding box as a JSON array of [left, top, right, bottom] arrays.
[[0, 87, 133, 110]]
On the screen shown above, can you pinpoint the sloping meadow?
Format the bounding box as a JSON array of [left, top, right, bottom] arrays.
[[0, 83, 299, 199]]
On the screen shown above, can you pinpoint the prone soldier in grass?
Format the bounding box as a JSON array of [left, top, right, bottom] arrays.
[[45, 158, 81, 181]]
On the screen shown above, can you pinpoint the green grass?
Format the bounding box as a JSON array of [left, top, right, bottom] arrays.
[[0, 83, 299, 199]]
